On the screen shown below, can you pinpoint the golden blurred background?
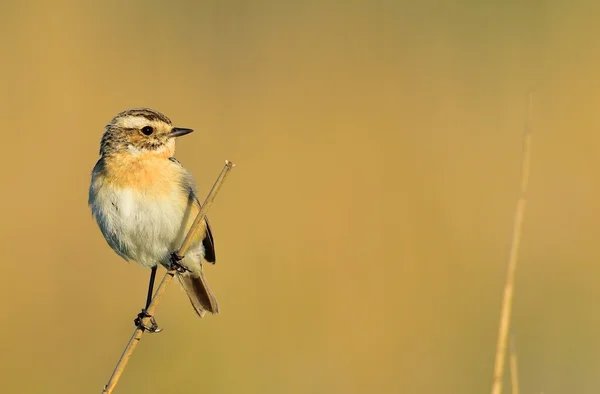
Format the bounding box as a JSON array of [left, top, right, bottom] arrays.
[[1, 0, 600, 393]]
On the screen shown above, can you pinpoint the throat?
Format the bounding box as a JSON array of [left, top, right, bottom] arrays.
[[127, 143, 172, 156], [102, 153, 179, 192]]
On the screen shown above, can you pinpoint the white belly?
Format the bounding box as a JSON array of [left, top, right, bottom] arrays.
[[90, 184, 203, 269]]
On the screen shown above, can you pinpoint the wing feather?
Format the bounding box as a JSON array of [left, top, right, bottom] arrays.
[[170, 157, 217, 264]]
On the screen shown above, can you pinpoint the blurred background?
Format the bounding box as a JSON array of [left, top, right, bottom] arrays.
[[1, 0, 599, 393]]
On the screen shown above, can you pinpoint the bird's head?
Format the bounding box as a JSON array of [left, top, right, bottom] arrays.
[[99, 108, 193, 157]]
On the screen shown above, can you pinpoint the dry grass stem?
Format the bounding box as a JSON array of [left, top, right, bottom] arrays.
[[489, 92, 533, 394], [102, 160, 236, 394]]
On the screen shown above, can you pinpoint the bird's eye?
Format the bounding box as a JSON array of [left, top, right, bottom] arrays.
[[141, 126, 154, 136]]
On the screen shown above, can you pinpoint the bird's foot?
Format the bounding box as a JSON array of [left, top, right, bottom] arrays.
[[169, 252, 191, 273], [134, 309, 163, 333]]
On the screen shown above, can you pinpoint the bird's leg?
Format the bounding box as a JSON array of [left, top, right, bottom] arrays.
[[169, 252, 191, 273], [134, 265, 162, 333], [144, 265, 157, 310]]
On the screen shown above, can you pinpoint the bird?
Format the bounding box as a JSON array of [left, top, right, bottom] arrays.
[[88, 108, 219, 332]]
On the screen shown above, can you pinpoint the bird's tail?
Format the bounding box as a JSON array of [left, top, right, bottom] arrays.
[[177, 268, 219, 318]]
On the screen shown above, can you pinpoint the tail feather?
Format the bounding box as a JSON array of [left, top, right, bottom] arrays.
[[177, 268, 219, 318]]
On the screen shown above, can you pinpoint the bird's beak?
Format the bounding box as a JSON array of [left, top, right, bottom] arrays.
[[169, 127, 194, 138]]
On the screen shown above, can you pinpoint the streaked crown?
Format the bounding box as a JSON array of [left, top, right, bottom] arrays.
[[99, 108, 193, 157]]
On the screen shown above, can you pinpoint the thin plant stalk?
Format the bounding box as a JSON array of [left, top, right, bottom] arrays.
[[102, 160, 235, 394], [490, 92, 534, 394]]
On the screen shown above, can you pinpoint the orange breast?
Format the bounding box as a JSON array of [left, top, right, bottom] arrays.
[[102, 153, 182, 198]]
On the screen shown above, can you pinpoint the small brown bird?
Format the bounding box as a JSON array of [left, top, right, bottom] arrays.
[[88, 108, 219, 331]]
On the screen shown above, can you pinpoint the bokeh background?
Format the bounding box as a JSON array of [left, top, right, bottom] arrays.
[[1, 0, 600, 393]]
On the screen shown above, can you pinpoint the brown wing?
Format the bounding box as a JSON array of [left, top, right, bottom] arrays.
[[170, 156, 217, 264], [202, 217, 216, 264]]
